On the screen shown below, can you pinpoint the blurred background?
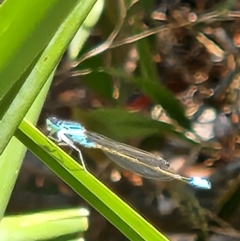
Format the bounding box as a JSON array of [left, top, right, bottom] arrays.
[[6, 0, 240, 240]]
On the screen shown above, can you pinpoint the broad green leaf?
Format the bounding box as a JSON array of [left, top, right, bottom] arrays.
[[0, 0, 82, 100], [0, 0, 98, 154]]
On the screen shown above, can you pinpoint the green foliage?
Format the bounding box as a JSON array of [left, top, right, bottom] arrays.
[[0, 0, 171, 240]]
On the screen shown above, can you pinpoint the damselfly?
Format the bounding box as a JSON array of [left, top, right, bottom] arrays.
[[46, 117, 211, 189]]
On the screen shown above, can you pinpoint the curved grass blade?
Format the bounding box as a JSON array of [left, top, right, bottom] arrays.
[[15, 119, 170, 241]]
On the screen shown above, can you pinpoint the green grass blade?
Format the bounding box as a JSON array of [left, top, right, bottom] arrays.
[[0, 208, 89, 241], [69, 0, 105, 59], [0, 74, 53, 220], [15, 119, 170, 241]]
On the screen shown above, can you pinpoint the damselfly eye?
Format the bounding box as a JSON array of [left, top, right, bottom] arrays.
[[47, 125, 52, 132], [46, 118, 54, 132]]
